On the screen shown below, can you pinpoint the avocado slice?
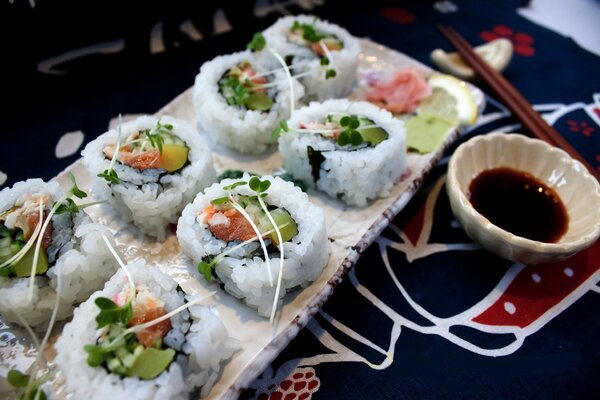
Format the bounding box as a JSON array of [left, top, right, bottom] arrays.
[[127, 348, 175, 380], [360, 127, 388, 146], [159, 143, 189, 173], [261, 208, 298, 245], [14, 246, 49, 277], [358, 117, 388, 146], [245, 92, 273, 111]]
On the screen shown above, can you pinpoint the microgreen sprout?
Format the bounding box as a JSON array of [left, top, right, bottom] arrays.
[[227, 192, 273, 285], [101, 234, 136, 310], [249, 177, 286, 324], [55, 173, 104, 215], [247, 32, 266, 52], [8, 261, 63, 400], [7, 369, 48, 400], [143, 120, 172, 154], [248, 176, 271, 193], [270, 120, 289, 143], [337, 115, 363, 146], [81, 235, 137, 364], [98, 114, 123, 185], [291, 21, 324, 43], [269, 47, 295, 115], [222, 181, 247, 191], [68, 172, 87, 199]]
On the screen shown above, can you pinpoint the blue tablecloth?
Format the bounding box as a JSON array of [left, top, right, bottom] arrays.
[[1, 1, 599, 399]]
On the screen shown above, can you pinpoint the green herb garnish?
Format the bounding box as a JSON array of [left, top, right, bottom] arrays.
[[143, 120, 173, 154], [247, 32, 266, 52], [222, 181, 248, 191], [220, 76, 249, 107], [292, 22, 324, 43], [198, 256, 215, 281], [94, 296, 133, 328], [249, 176, 271, 193], [325, 69, 337, 79], [68, 172, 87, 199], [97, 168, 120, 185], [320, 57, 330, 66], [7, 369, 48, 400], [337, 115, 363, 146], [270, 120, 289, 143]]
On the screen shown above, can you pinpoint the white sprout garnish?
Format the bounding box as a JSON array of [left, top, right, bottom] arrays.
[[101, 234, 135, 301], [228, 193, 274, 286], [256, 194, 285, 324], [29, 194, 69, 301], [0, 201, 44, 272], [125, 292, 216, 335], [319, 40, 336, 71], [269, 47, 295, 115]]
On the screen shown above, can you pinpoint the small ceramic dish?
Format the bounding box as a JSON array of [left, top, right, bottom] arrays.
[[446, 132, 600, 265]]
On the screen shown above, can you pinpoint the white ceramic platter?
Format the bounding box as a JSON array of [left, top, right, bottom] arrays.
[[0, 39, 484, 399]]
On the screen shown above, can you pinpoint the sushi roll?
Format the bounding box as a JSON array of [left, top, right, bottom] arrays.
[[278, 99, 407, 207], [82, 115, 216, 240], [0, 179, 117, 328], [193, 50, 304, 154], [54, 260, 238, 400], [177, 174, 330, 318], [262, 14, 360, 101]]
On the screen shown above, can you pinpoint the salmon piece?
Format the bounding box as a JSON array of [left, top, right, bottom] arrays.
[[129, 305, 171, 348], [239, 65, 269, 93], [310, 41, 340, 57], [103, 146, 161, 171], [120, 149, 161, 170], [208, 209, 256, 242], [26, 212, 53, 250], [365, 68, 432, 114]]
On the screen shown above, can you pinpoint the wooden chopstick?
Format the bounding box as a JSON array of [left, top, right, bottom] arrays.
[[437, 24, 599, 182]]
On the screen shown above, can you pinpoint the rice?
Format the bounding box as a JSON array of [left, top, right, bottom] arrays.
[[278, 99, 407, 207], [263, 14, 360, 101], [193, 50, 305, 154], [54, 260, 239, 400], [177, 174, 330, 317], [81, 115, 216, 240], [0, 179, 117, 329]]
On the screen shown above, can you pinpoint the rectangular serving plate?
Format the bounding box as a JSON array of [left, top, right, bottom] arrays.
[[0, 39, 483, 399]]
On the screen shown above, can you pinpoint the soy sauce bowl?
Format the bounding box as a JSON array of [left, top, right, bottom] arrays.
[[446, 132, 600, 265]]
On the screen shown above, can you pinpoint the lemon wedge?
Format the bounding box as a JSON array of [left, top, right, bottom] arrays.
[[430, 38, 513, 80], [418, 74, 478, 125]]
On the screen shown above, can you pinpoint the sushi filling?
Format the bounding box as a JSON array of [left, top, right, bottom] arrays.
[[84, 286, 190, 380], [288, 20, 344, 58], [0, 193, 74, 278], [101, 120, 190, 185], [199, 195, 298, 268], [218, 61, 276, 112], [299, 114, 389, 149]]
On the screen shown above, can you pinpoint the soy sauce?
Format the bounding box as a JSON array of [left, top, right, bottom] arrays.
[[468, 167, 568, 243]]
